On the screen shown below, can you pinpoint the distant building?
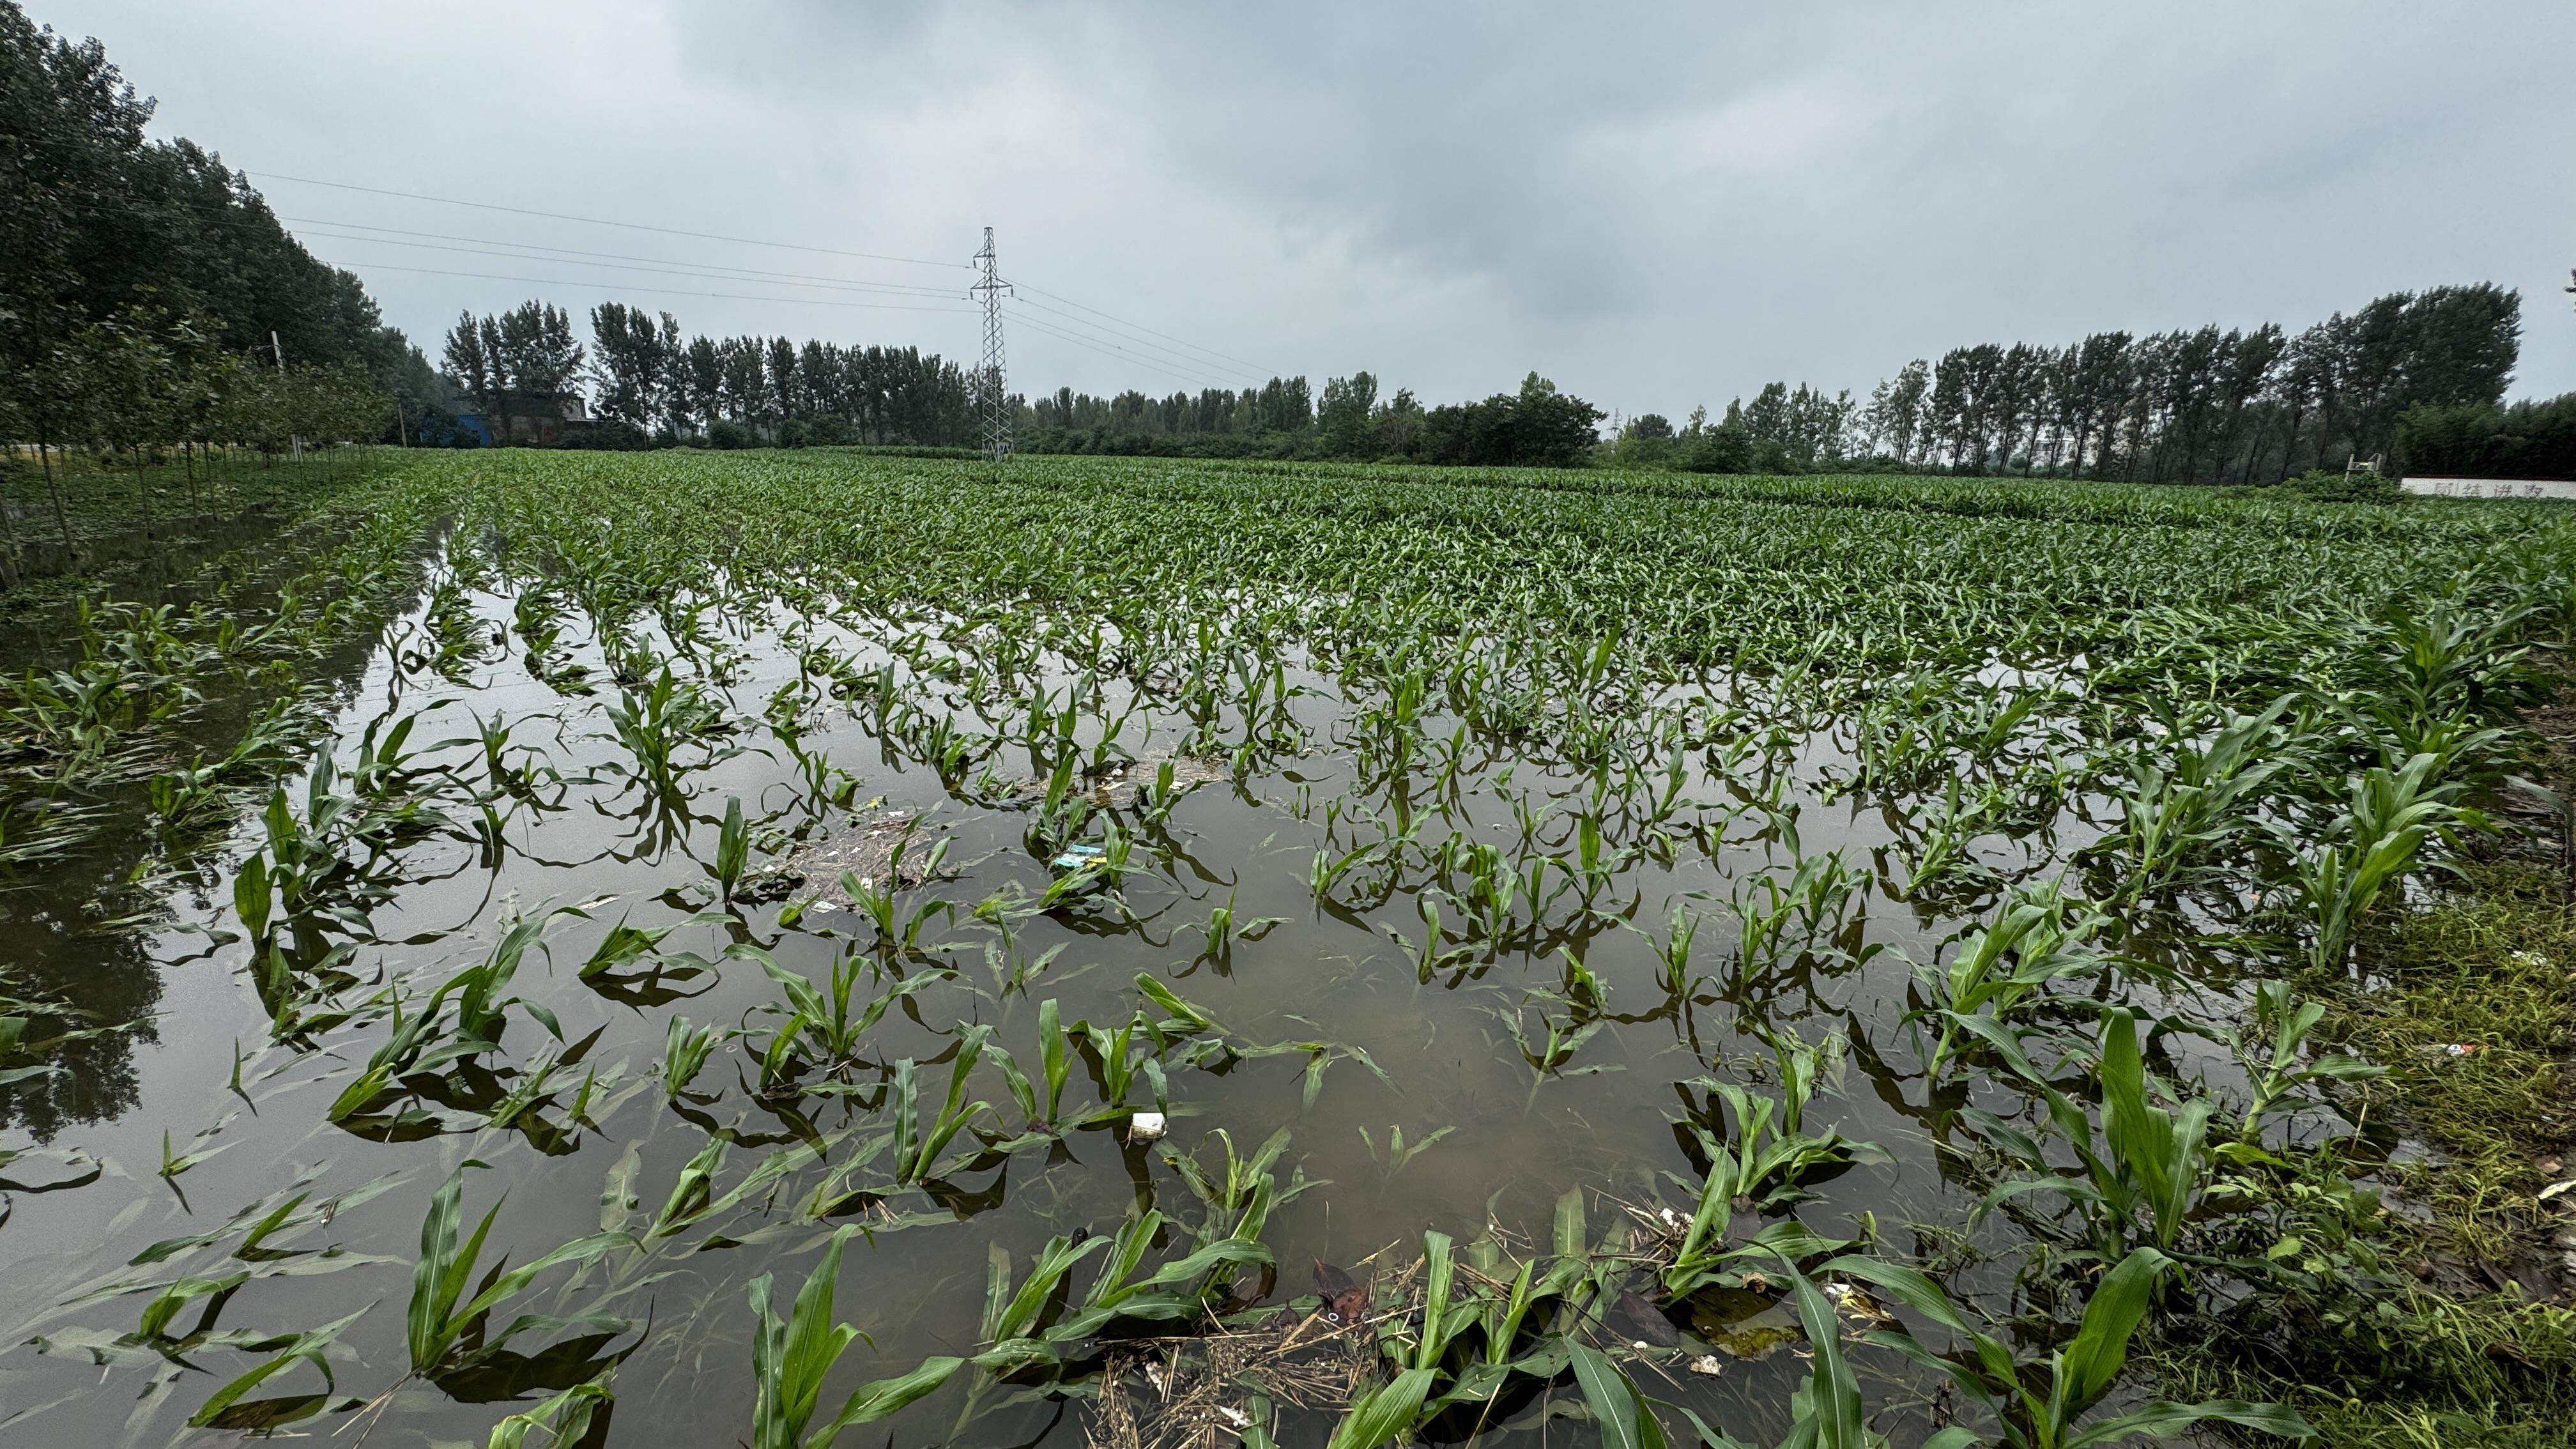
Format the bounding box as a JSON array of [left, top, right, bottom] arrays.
[[434, 412, 496, 447], [486, 391, 590, 445], [2403, 475, 2576, 501]]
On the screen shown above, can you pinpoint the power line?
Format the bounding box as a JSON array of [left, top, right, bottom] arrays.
[[1011, 318, 1224, 390], [246, 171, 963, 269], [1013, 280, 1278, 378], [282, 218, 965, 296], [347, 253, 1236, 394], [1004, 302, 1238, 385], [1008, 294, 1270, 386], [294, 227, 967, 300], [289, 223, 1269, 388], [253, 169, 1282, 388], [1004, 303, 1258, 390], [343, 255, 1239, 392], [320, 260, 979, 314], [1006, 310, 1245, 392]]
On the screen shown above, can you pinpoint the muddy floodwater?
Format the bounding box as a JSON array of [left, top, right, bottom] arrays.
[[6, 452, 2557, 1449], [3, 585, 1994, 1444]]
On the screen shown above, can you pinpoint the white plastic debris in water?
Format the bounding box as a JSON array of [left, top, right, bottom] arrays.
[[1689, 1355, 1724, 1377], [1128, 1110, 1167, 1142]]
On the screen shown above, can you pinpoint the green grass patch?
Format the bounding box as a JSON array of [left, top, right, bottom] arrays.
[[2149, 861, 2576, 1446]]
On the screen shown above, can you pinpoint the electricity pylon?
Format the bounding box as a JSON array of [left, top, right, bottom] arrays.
[[970, 226, 1011, 463]]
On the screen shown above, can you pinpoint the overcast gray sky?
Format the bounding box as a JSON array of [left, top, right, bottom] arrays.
[[43, 1, 2576, 415]]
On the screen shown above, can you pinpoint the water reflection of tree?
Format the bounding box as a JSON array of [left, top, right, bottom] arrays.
[[3, 537, 405, 1141], [3, 857, 162, 1139]]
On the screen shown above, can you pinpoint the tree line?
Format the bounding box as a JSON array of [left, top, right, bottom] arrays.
[[0, 3, 421, 383], [440, 277, 2552, 484], [440, 300, 982, 450], [1019, 281, 2541, 482], [1022, 370, 1604, 467], [443, 301, 1607, 468], [4, 308, 384, 546], [1615, 283, 2531, 480], [1, 4, 415, 549], [2398, 394, 2576, 482]]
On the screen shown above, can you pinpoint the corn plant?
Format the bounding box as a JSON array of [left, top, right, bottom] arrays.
[[745, 949, 858, 1085], [1910, 883, 2110, 1075], [1970, 1009, 2212, 1262], [181, 1307, 369, 1431], [747, 1227, 873, 1449], [712, 795, 751, 902], [1663, 1042, 1878, 1296], [1617, 898, 1703, 1002], [2369, 598, 2535, 733], [483, 1373, 613, 1449], [1894, 775, 2007, 902], [1496, 999, 1609, 1082], [1728, 840, 1869, 993], [2297, 752, 2463, 973], [887, 1045, 992, 1184], [1386, 897, 1476, 983], [663, 1015, 720, 1100], [405, 1162, 633, 1385], [1357, 1121, 1455, 1185], [1826, 1247, 2313, 1448], [2085, 698, 2292, 905], [2233, 979, 2382, 1137], [1172, 888, 1282, 969], [602, 666, 740, 797]]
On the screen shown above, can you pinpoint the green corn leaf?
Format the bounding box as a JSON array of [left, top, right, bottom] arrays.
[[1568, 1342, 1669, 1449], [2055, 1247, 2170, 1423], [187, 1307, 365, 1428], [811, 1354, 967, 1439], [2063, 1399, 2314, 1446], [1325, 1366, 1437, 1449]]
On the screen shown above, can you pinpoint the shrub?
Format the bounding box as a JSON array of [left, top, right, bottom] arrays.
[[2400, 395, 2576, 481], [1676, 424, 1754, 475], [2276, 468, 2404, 505]]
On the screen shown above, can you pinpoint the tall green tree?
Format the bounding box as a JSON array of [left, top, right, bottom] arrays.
[[492, 302, 584, 399], [1318, 372, 1378, 457], [0, 4, 414, 402], [587, 302, 673, 429], [441, 310, 496, 420]]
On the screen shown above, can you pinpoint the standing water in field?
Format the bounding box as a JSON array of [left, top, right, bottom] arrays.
[[1, 450, 2570, 1448]]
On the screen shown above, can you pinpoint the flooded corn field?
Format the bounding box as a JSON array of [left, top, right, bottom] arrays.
[[4, 450, 2572, 1448]]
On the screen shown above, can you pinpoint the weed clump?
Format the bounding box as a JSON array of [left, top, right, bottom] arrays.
[[2147, 862, 2576, 1446]]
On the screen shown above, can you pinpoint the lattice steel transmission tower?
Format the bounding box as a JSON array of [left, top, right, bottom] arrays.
[[970, 226, 1012, 463]]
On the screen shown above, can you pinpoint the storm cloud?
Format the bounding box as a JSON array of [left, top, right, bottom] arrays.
[[42, 0, 2575, 414]]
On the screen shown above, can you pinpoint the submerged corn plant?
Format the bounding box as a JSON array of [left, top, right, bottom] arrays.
[[1965, 1009, 2216, 1262], [1825, 1247, 2315, 1448], [1908, 882, 2111, 1075], [404, 1162, 634, 1386], [10, 447, 2551, 1448], [2296, 752, 2472, 973]]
